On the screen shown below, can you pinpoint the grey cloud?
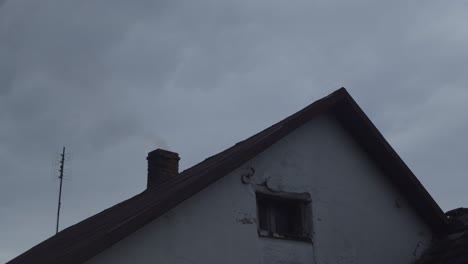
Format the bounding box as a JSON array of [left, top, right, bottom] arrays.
[[1, 0, 468, 262]]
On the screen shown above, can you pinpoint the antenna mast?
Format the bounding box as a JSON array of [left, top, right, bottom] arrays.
[[56, 146, 66, 234]]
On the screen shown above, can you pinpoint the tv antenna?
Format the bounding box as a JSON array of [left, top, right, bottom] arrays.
[[55, 146, 66, 234]]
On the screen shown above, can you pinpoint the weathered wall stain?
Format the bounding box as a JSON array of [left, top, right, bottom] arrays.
[[236, 217, 256, 225], [236, 212, 256, 224]]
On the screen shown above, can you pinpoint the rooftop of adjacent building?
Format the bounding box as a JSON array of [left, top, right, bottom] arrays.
[[417, 208, 468, 264]]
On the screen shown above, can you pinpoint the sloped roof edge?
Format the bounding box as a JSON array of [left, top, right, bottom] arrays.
[[7, 88, 447, 264]]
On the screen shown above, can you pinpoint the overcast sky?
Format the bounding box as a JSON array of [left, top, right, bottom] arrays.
[[1, 0, 467, 262]]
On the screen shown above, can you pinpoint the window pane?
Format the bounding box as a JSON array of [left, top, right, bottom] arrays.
[[274, 202, 296, 235], [257, 199, 269, 231], [256, 193, 310, 240]]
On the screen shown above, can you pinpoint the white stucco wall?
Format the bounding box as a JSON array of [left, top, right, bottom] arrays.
[[86, 114, 432, 264]]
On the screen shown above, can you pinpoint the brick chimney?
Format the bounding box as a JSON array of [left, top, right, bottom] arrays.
[[147, 149, 180, 188]]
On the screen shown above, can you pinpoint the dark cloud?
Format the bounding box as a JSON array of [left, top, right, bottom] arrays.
[[1, 0, 468, 262]]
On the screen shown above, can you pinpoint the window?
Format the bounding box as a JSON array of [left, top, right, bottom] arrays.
[[256, 192, 311, 241]]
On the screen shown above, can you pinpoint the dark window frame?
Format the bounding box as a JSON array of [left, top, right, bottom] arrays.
[[255, 189, 312, 242]]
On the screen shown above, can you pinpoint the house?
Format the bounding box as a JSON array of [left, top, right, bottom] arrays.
[[7, 88, 467, 264]]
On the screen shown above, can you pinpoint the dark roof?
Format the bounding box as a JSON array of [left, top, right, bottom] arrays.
[[7, 88, 447, 264], [416, 208, 468, 264]]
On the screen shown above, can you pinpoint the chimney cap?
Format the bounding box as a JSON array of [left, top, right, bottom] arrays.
[[147, 148, 180, 160]]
